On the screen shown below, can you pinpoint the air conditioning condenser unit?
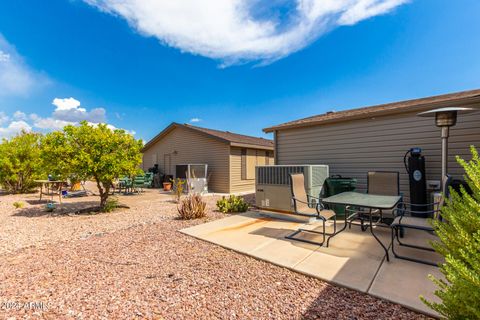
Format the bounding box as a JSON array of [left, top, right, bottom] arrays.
[[255, 165, 329, 213]]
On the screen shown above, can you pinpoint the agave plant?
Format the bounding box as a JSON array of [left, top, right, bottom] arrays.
[[177, 193, 207, 220]]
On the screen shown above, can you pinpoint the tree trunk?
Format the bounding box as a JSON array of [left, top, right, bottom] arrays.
[[100, 192, 109, 210], [96, 179, 107, 210]]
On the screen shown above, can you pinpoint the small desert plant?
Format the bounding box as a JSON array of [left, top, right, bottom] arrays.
[[44, 202, 55, 212], [171, 178, 186, 202], [421, 146, 480, 318], [216, 195, 249, 213], [177, 193, 207, 220], [13, 201, 24, 209], [102, 197, 119, 213]]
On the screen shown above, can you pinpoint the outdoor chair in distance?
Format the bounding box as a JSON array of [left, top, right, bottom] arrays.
[[390, 176, 452, 266], [118, 177, 133, 194], [348, 171, 401, 231], [285, 173, 337, 247], [133, 175, 146, 193], [144, 172, 154, 188]]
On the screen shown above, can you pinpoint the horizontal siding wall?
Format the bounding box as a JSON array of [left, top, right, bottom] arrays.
[[142, 126, 230, 193], [276, 109, 480, 201], [230, 147, 274, 194]]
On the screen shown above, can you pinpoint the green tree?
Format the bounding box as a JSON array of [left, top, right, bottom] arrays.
[[0, 131, 44, 193], [41, 121, 143, 209], [423, 146, 480, 319]]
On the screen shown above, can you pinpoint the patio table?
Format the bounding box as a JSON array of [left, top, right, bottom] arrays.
[[322, 191, 402, 261], [35, 180, 65, 203]]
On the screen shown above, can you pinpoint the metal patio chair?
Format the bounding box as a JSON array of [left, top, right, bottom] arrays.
[[117, 177, 133, 194], [285, 173, 337, 247], [144, 172, 154, 188], [390, 176, 452, 266], [133, 175, 146, 193], [348, 171, 401, 231]]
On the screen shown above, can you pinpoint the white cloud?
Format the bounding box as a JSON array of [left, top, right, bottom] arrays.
[[13, 111, 27, 120], [52, 97, 81, 111], [32, 117, 74, 130], [3, 98, 133, 137], [51, 97, 107, 123], [338, 0, 408, 25], [27, 97, 106, 130], [0, 112, 9, 125], [84, 0, 408, 64], [190, 118, 202, 123], [0, 50, 10, 62], [0, 34, 49, 96], [0, 120, 31, 139], [88, 121, 136, 135]]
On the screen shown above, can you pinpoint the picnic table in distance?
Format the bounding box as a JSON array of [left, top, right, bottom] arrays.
[[34, 180, 66, 203]]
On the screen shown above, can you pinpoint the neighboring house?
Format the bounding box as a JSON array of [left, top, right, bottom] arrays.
[[264, 89, 480, 200], [142, 123, 274, 194]]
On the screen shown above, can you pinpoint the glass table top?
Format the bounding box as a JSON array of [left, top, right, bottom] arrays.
[[322, 192, 402, 209]]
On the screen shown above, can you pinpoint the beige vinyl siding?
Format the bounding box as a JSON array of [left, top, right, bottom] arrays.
[[230, 147, 274, 194], [245, 149, 257, 179], [142, 126, 230, 193], [275, 110, 480, 201]]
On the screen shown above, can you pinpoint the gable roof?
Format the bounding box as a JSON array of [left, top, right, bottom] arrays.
[[263, 88, 480, 133], [143, 122, 274, 152]]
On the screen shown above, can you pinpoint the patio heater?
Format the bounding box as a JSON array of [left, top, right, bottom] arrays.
[[418, 107, 475, 191]]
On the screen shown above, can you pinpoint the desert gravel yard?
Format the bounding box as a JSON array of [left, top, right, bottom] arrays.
[[0, 189, 429, 319]]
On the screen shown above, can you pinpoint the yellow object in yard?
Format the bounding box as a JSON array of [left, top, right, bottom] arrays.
[[71, 182, 82, 191]]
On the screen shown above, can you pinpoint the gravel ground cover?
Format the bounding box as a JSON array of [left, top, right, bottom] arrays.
[[0, 189, 429, 319], [0, 187, 224, 256]]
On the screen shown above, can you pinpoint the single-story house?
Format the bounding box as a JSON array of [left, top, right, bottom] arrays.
[[263, 89, 480, 201], [142, 122, 274, 194]]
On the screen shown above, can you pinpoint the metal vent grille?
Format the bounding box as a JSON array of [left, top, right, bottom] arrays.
[[257, 166, 305, 185], [312, 166, 328, 187]]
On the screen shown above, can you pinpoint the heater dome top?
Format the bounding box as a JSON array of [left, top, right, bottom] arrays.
[[418, 106, 476, 127], [417, 106, 476, 117]]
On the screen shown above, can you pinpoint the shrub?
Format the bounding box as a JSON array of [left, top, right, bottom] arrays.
[[216, 195, 249, 213], [171, 178, 185, 202], [0, 131, 44, 193], [102, 197, 119, 213], [177, 193, 207, 220], [422, 146, 480, 318], [44, 203, 56, 212], [13, 201, 24, 209]]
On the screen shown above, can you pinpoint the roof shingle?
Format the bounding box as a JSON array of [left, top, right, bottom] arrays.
[[143, 122, 273, 152], [184, 124, 273, 148], [263, 89, 480, 132]]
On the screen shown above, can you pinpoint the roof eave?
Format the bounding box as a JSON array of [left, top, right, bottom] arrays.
[[263, 91, 480, 133], [142, 122, 273, 152], [230, 142, 274, 150]]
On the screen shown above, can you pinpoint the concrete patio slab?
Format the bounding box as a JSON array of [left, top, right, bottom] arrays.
[[180, 212, 441, 317], [294, 226, 391, 292], [249, 233, 320, 268], [182, 212, 303, 254], [201, 218, 289, 254], [369, 229, 443, 317]]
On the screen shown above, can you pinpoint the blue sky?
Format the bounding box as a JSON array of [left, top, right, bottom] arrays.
[[0, 0, 479, 142]]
